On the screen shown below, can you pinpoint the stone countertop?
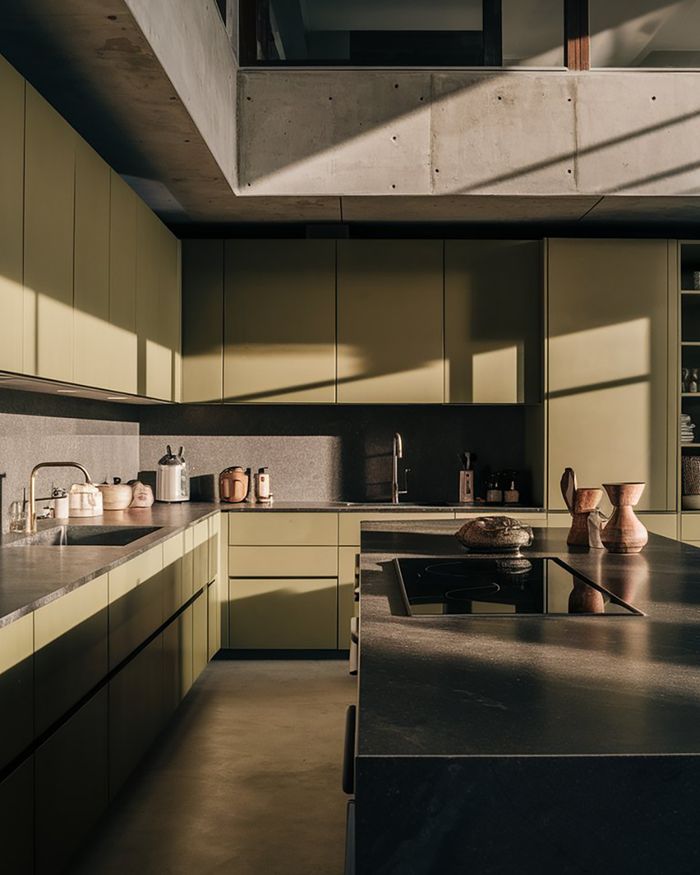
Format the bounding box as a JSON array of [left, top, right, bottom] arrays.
[[0, 503, 218, 629], [219, 500, 545, 513], [357, 519, 700, 759]]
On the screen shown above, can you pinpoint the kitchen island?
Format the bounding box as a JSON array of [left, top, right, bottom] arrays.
[[355, 520, 700, 875]]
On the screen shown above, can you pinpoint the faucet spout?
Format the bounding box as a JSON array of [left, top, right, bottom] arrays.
[[25, 462, 92, 533]]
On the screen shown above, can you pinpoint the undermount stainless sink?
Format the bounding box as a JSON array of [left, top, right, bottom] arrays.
[[8, 525, 162, 547]]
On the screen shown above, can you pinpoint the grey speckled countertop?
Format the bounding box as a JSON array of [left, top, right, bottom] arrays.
[[357, 519, 700, 758], [219, 500, 545, 513], [0, 504, 218, 629]]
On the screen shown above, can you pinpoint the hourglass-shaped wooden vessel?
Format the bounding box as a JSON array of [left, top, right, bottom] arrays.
[[601, 483, 648, 554]]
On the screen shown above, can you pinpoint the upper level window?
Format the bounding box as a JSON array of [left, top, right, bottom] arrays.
[[240, 0, 564, 67], [590, 0, 700, 67]]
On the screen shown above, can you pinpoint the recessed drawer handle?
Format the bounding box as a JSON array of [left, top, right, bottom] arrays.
[[342, 704, 357, 795]]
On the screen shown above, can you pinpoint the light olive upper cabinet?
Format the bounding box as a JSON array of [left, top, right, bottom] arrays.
[[337, 240, 444, 403], [137, 202, 180, 401], [74, 138, 111, 390], [445, 240, 543, 404], [182, 239, 224, 402], [0, 55, 25, 373], [108, 170, 139, 395], [224, 240, 336, 402], [24, 86, 76, 382], [547, 239, 676, 512]]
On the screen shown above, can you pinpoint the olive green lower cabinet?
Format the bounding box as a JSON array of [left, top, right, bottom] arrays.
[[0, 514, 222, 874], [228, 511, 457, 651], [228, 513, 339, 650]]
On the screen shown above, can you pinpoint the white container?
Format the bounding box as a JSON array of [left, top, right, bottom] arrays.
[[54, 495, 69, 519], [68, 483, 103, 518]]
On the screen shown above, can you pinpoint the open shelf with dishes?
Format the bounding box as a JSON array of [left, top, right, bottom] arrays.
[[680, 243, 700, 511]]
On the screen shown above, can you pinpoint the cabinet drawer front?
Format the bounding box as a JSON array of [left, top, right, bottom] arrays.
[[109, 545, 163, 603], [162, 533, 184, 567], [229, 578, 337, 649], [338, 512, 454, 546], [0, 614, 33, 675], [229, 546, 338, 577], [108, 569, 166, 670], [34, 575, 109, 735], [34, 575, 107, 649], [193, 519, 209, 548], [0, 615, 34, 772], [229, 513, 338, 546], [681, 515, 700, 541]]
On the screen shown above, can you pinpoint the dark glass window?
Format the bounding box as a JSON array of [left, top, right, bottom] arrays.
[[240, 0, 564, 67]]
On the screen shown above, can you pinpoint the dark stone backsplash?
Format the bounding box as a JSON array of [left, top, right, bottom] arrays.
[[140, 404, 537, 505]]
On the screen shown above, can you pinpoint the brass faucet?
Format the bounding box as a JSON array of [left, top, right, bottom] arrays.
[[391, 433, 409, 504], [25, 462, 92, 533]]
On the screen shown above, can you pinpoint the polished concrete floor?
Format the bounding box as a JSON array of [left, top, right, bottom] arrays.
[[72, 660, 354, 875]]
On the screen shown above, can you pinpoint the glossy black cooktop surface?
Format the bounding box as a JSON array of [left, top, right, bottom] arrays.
[[395, 557, 643, 617]]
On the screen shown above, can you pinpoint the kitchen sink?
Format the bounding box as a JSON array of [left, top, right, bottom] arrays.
[[8, 525, 162, 547]]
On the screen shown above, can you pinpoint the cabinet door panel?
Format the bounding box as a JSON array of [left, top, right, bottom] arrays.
[[137, 204, 171, 400], [109, 636, 163, 796], [34, 574, 108, 735], [74, 137, 111, 389], [0, 614, 33, 772], [24, 86, 75, 381], [548, 239, 672, 512], [338, 547, 359, 651], [229, 577, 337, 649], [182, 239, 224, 401], [0, 56, 25, 373], [163, 607, 193, 715], [192, 590, 208, 679], [337, 240, 444, 403], [0, 758, 33, 875], [35, 688, 108, 875], [445, 240, 542, 403], [224, 239, 336, 402], [108, 171, 138, 394]]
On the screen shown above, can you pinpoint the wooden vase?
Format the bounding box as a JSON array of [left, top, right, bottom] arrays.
[[567, 487, 604, 547], [601, 483, 648, 554]]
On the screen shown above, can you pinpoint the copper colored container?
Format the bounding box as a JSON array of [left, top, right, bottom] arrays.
[[567, 487, 604, 547], [601, 482, 648, 554]]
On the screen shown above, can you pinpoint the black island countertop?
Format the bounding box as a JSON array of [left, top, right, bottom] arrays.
[[355, 519, 700, 874]]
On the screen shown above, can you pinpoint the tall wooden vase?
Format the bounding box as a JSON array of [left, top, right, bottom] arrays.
[[601, 483, 648, 554]]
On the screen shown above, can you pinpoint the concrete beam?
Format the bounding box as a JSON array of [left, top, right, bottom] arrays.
[[238, 69, 700, 200]]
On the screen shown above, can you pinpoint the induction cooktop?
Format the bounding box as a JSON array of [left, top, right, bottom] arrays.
[[395, 557, 643, 617]]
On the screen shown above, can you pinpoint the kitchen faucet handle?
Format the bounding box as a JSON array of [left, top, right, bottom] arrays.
[[401, 467, 411, 496]]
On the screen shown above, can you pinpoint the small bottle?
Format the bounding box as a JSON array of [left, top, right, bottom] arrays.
[[504, 473, 520, 505], [255, 467, 271, 502], [486, 473, 503, 505], [458, 452, 475, 504], [691, 369, 699, 394]]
